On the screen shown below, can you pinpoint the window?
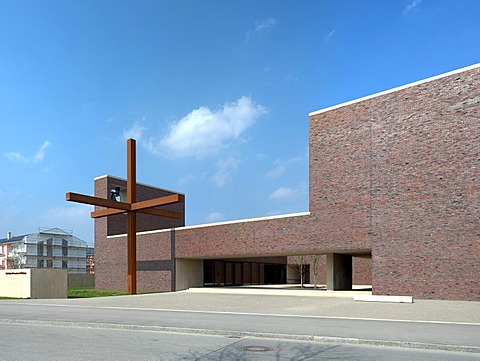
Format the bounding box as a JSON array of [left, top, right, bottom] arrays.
[[46, 239, 53, 257], [47, 260, 53, 268], [37, 259, 44, 268], [62, 239, 68, 256], [62, 261, 68, 269], [37, 242, 44, 256]]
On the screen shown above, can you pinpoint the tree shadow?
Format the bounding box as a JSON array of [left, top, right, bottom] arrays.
[[176, 336, 359, 360]]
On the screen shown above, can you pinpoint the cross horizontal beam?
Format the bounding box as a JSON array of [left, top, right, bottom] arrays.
[[90, 206, 183, 219], [139, 207, 183, 219], [88, 193, 184, 219], [131, 194, 185, 211], [90, 208, 126, 218], [66, 192, 130, 211]]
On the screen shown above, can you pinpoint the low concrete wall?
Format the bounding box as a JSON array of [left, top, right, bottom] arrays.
[[175, 259, 203, 291], [0, 269, 67, 299], [68, 274, 95, 288], [0, 270, 31, 298], [31, 269, 68, 299]]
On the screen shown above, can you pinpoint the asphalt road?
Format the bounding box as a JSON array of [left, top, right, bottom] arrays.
[[1, 321, 479, 361], [1, 300, 479, 360]]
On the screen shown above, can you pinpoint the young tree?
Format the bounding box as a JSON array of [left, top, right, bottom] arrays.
[[289, 255, 307, 288], [309, 255, 321, 289]]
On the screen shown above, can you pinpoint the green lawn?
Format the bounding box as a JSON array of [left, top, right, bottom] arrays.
[[67, 287, 129, 298], [1, 288, 127, 299]]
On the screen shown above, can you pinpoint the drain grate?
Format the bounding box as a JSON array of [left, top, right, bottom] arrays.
[[241, 346, 274, 352]]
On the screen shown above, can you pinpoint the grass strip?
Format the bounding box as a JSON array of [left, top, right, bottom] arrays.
[[68, 287, 128, 298]]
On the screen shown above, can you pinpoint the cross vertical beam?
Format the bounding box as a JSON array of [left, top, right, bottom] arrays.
[[127, 211, 137, 294], [66, 138, 183, 295], [127, 139, 137, 295]]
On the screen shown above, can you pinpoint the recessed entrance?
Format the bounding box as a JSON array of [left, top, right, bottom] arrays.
[[203, 260, 286, 287], [176, 252, 371, 291]]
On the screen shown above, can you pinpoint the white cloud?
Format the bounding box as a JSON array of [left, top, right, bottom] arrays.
[[5, 140, 51, 163], [269, 186, 298, 200], [123, 122, 146, 141], [246, 17, 276, 43], [267, 157, 302, 178], [402, 0, 421, 15], [5, 152, 29, 163], [269, 182, 307, 201], [267, 165, 286, 178], [324, 29, 335, 42], [145, 96, 266, 158], [205, 211, 224, 223], [33, 140, 52, 162], [254, 18, 276, 32], [210, 157, 241, 187], [265, 209, 287, 217]]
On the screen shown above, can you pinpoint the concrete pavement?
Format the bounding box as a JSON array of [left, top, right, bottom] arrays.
[[17, 285, 480, 324]]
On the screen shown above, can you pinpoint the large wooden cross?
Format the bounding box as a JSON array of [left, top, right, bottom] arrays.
[[66, 139, 183, 294]]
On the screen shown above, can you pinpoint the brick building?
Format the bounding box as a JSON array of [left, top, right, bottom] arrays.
[[94, 63, 479, 301]]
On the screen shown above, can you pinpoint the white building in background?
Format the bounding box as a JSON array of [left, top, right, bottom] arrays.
[[0, 228, 88, 274]]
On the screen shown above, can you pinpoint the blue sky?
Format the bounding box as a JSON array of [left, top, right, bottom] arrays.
[[1, 0, 479, 245]]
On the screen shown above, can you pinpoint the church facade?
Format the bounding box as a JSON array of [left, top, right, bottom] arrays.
[[94, 63, 479, 301]]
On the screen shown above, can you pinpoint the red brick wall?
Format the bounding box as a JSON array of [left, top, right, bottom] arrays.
[[94, 65, 478, 300], [309, 105, 373, 253], [94, 176, 184, 292], [310, 66, 480, 300], [175, 215, 313, 258], [352, 257, 372, 285]]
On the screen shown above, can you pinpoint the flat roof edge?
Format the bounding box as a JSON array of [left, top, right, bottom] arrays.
[[180, 211, 310, 230], [309, 63, 480, 116], [94, 174, 112, 181], [94, 174, 184, 195], [107, 211, 311, 239]]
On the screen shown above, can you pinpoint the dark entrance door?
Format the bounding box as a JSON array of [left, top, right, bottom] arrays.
[[264, 264, 286, 284], [203, 260, 286, 286], [225, 262, 234, 286]]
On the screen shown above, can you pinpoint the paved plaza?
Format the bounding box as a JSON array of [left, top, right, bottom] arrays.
[[19, 285, 480, 324]]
